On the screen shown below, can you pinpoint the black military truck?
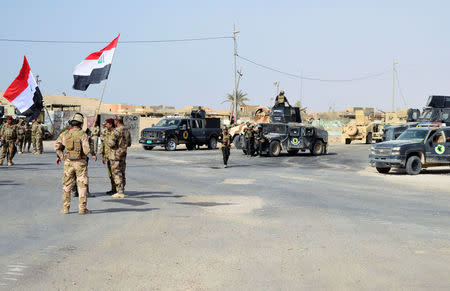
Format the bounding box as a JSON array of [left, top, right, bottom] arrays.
[[382, 95, 450, 141], [243, 105, 328, 157], [370, 125, 450, 175], [139, 110, 221, 151]]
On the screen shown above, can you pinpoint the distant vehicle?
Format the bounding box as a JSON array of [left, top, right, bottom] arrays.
[[369, 125, 450, 175], [139, 109, 221, 151]]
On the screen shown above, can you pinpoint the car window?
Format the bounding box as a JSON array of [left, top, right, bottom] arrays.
[[431, 131, 444, 143], [444, 130, 450, 142]]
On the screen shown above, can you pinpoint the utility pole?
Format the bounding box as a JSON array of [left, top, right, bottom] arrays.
[[392, 60, 398, 112], [233, 24, 240, 123]]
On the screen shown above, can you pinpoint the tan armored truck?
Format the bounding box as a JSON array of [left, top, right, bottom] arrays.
[[341, 107, 383, 144], [228, 107, 270, 148]]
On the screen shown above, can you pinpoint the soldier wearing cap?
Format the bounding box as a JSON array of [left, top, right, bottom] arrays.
[[219, 127, 231, 168], [274, 90, 291, 107], [55, 113, 97, 214], [100, 118, 116, 194], [0, 116, 19, 166], [105, 115, 131, 198]]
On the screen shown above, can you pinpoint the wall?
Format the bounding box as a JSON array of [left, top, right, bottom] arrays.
[[100, 114, 141, 144]]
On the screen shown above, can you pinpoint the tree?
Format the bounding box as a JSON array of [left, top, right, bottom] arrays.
[[223, 90, 250, 110]]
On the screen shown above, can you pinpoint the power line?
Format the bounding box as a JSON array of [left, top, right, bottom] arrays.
[[237, 54, 391, 82], [0, 36, 233, 44]]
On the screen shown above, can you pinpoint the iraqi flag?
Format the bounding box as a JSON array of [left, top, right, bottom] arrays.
[[72, 35, 119, 91], [3, 56, 44, 121]]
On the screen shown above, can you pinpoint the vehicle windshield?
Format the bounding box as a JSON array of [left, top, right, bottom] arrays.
[[397, 129, 429, 142], [155, 119, 180, 127]]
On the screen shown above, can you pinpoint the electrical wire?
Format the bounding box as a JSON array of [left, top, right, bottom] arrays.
[[237, 54, 391, 82], [0, 36, 233, 44]]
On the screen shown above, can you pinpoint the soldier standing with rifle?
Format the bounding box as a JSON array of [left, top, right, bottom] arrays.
[[0, 116, 19, 166], [255, 124, 266, 156], [244, 124, 255, 156], [219, 127, 231, 168], [55, 113, 97, 214]]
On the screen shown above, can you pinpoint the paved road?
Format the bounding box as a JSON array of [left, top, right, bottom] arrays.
[[0, 143, 449, 290]]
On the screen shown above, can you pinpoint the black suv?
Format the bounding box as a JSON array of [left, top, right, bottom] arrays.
[[139, 110, 221, 151], [370, 126, 450, 175]]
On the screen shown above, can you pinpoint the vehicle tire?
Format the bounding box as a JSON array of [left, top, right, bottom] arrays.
[[186, 143, 195, 151], [287, 149, 299, 156], [143, 145, 154, 151], [345, 138, 351, 144], [405, 156, 422, 175], [165, 138, 177, 151], [208, 137, 217, 149], [310, 140, 324, 156], [269, 141, 281, 157], [376, 167, 390, 174], [366, 133, 373, 144], [233, 135, 241, 149]]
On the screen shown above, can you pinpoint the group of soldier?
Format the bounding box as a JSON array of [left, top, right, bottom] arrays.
[[0, 117, 45, 166], [54, 113, 131, 215]]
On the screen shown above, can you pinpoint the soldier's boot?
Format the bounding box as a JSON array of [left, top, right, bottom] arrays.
[[0, 159, 3, 166], [78, 196, 91, 215], [7, 161, 14, 166], [61, 192, 71, 214], [111, 186, 125, 198]]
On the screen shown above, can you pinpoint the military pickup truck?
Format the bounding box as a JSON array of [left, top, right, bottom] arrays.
[[139, 110, 221, 151], [369, 125, 450, 175]]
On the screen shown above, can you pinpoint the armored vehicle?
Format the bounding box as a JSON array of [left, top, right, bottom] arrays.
[[370, 125, 450, 175], [341, 107, 379, 144], [229, 107, 270, 148], [241, 104, 328, 157], [139, 109, 221, 151]]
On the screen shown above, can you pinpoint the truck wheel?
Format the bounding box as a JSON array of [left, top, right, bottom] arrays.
[[287, 149, 299, 156], [208, 137, 217, 149], [376, 167, 390, 174], [366, 133, 373, 144], [165, 138, 177, 151], [186, 143, 194, 150], [233, 135, 241, 149], [311, 140, 324, 156], [143, 145, 154, 151], [406, 156, 422, 175], [269, 141, 281, 157], [345, 138, 351, 144]]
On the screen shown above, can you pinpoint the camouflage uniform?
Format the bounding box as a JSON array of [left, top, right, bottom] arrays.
[[100, 127, 116, 193], [31, 121, 44, 154], [16, 121, 26, 154], [0, 123, 18, 166], [105, 121, 131, 197], [55, 127, 92, 214], [220, 130, 231, 167], [274, 90, 290, 107], [91, 125, 100, 154], [23, 122, 32, 153], [244, 127, 255, 156], [255, 127, 267, 155]]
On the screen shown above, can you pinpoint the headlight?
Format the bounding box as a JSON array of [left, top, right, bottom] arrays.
[[391, 147, 401, 155]]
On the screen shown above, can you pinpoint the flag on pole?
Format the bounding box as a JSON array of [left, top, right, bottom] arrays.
[[72, 35, 119, 91], [3, 56, 44, 121]]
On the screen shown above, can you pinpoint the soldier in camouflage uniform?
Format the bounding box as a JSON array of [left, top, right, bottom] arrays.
[[55, 113, 97, 214], [31, 119, 44, 154], [244, 124, 255, 156], [90, 122, 100, 155], [23, 122, 32, 153], [254, 124, 267, 156], [100, 119, 116, 194], [0, 116, 19, 166], [16, 119, 26, 154], [274, 90, 291, 107], [105, 115, 131, 198], [219, 127, 231, 168]]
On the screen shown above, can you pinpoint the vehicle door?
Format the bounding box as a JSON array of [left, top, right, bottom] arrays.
[[441, 129, 450, 163], [424, 129, 446, 163], [189, 119, 206, 142], [178, 119, 190, 142]]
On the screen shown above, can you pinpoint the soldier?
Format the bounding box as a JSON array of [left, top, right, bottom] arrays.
[[0, 116, 19, 166], [16, 119, 26, 154], [23, 122, 32, 153], [31, 119, 44, 154], [219, 127, 231, 168], [244, 124, 255, 157], [274, 90, 291, 107], [100, 119, 116, 194], [90, 122, 100, 155], [254, 124, 267, 156], [55, 113, 97, 214], [105, 115, 131, 198]]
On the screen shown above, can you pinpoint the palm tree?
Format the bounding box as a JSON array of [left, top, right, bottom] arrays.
[[223, 90, 249, 108]]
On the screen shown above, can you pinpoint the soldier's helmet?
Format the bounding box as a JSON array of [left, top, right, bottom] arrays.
[[279, 90, 285, 95], [70, 113, 84, 123]]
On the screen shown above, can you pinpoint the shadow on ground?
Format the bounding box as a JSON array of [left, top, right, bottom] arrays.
[[176, 202, 235, 207], [92, 207, 159, 214]]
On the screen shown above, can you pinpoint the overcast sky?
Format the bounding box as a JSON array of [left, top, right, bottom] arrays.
[[1, 0, 450, 111]]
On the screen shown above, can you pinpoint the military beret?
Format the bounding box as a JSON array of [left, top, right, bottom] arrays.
[[105, 118, 114, 124], [7, 116, 13, 120]]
